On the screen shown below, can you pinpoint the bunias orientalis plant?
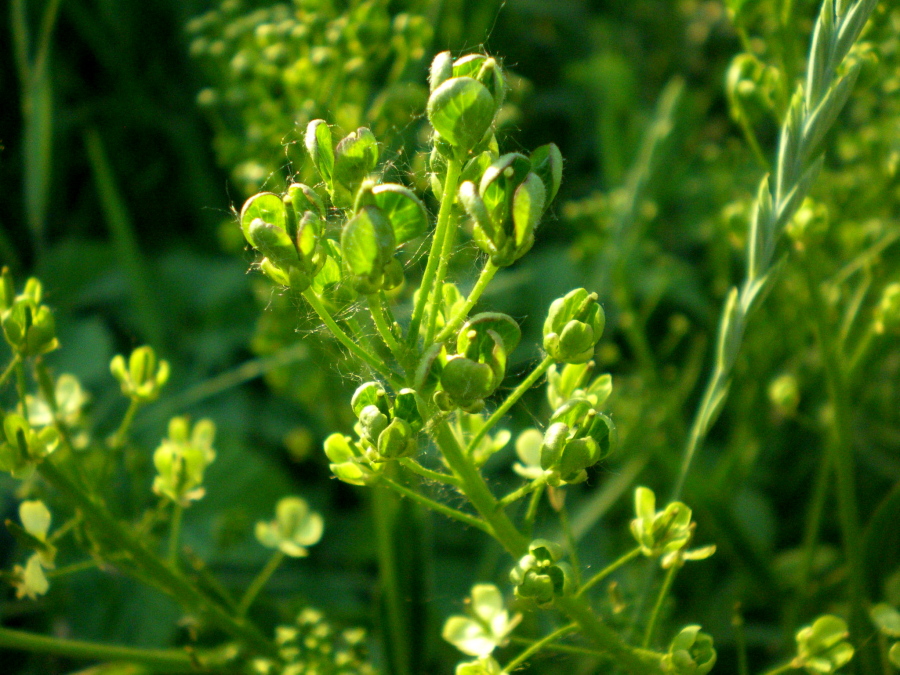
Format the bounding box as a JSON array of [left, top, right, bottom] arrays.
[[0, 266, 376, 674], [235, 49, 724, 675]]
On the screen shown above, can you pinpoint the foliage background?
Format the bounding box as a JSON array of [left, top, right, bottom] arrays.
[[2, 0, 899, 674]]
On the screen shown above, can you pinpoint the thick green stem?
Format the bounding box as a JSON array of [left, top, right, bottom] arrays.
[[408, 158, 461, 349], [425, 166, 464, 346], [643, 562, 679, 648], [0, 626, 228, 674], [503, 623, 578, 672], [303, 289, 396, 382], [373, 485, 412, 675], [465, 355, 555, 456], [37, 460, 275, 657], [433, 420, 529, 557], [434, 261, 499, 344], [237, 550, 285, 618], [554, 595, 664, 674], [578, 547, 642, 597]]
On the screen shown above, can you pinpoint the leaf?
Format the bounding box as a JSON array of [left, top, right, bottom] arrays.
[[372, 184, 429, 243], [512, 172, 545, 248], [427, 77, 495, 153]]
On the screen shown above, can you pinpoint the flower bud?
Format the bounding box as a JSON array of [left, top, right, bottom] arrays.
[[376, 417, 415, 459], [543, 288, 605, 363], [351, 382, 390, 417], [0, 414, 59, 479], [510, 539, 573, 606], [333, 127, 379, 206], [152, 417, 216, 505], [255, 496, 324, 558], [794, 616, 854, 675], [305, 119, 335, 187], [529, 143, 563, 204], [324, 433, 380, 486], [662, 626, 717, 675], [428, 76, 496, 158], [110, 346, 170, 403], [358, 405, 389, 445], [631, 487, 694, 558], [341, 205, 397, 293]]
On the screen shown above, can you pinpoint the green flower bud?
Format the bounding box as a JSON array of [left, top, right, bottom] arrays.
[[152, 417, 216, 506], [510, 539, 573, 606], [324, 433, 380, 486], [795, 615, 854, 675], [2, 296, 59, 357], [441, 356, 498, 411], [341, 205, 397, 294], [393, 389, 426, 432], [372, 183, 429, 243], [543, 288, 605, 363], [351, 382, 390, 417], [376, 417, 415, 459], [333, 127, 379, 206], [110, 346, 170, 403], [255, 496, 324, 557], [630, 487, 694, 558], [662, 626, 717, 675], [358, 405, 389, 445], [241, 192, 285, 249], [0, 414, 59, 478], [455, 657, 503, 675], [440, 320, 510, 410], [428, 77, 496, 158]]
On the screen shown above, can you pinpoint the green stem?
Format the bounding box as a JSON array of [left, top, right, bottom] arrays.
[[408, 158, 461, 350], [554, 595, 664, 674], [425, 167, 465, 346], [237, 550, 285, 618], [372, 485, 412, 675], [503, 623, 578, 672], [167, 502, 183, 566], [578, 547, 642, 597], [465, 355, 555, 456], [433, 420, 529, 557], [0, 355, 20, 389], [399, 457, 462, 487], [559, 503, 582, 586], [524, 483, 545, 535], [36, 460, 276, 656], [367, 293, 402, 358], [0, 626, 226, 674], [800, 258, 868, 665], [508, 634, 619, 659], [303, 289, 396, 382], [109, 398, 141, 450], [434, 260, 499, 344], [643, 562, 679, 648], [497, 477, 545, 508], [380, 475, 491, 535], [733, 605, 750, 675], [15, 360, 28, 423]]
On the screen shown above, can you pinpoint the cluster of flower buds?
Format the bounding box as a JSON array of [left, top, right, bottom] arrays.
[[662, 626, 717, 675], [324, 382, 426, 485], [255, 496, 324, 558], [0, 414, 59, 479], [240, 183, 328, 293], [794, 615, 854, 675], [152, 417, 217, 506], [433, 313, 521, 412], [306, 120, 379, 208], [509, 539, 574, 607], [631, 487, 715, 568], [1, 271, 59, 358], [539, 398, 616, 486], [428, 52, 505, 160], [543, 288, 606, 364], [459, 147, 562, 267], [110, 345, 170, 403], [726, 53, 784, 127]]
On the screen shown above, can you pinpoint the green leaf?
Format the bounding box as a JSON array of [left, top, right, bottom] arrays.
[[530, 143, 563, 203], [240, 192, 285, 247], [341, 206, 395, 280], [427, 77, 495, 154], [305, 119, 334, 185], [372, 184, 429, 243]]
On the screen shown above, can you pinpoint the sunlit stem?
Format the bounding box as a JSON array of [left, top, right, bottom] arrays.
[[578, 546, 642, 597], [498, 477, 546, 508], [642, 561, 680, 648], [465, 355, 555, 455], [434, 260, 499, 344], [167, 501, 184, 566], [109, 398, 141, 450], [503, 623, 578, 673], [408, 158, 461, 350]]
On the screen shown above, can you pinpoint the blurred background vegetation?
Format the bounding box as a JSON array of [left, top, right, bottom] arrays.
[[2, 0, 899, 673]]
